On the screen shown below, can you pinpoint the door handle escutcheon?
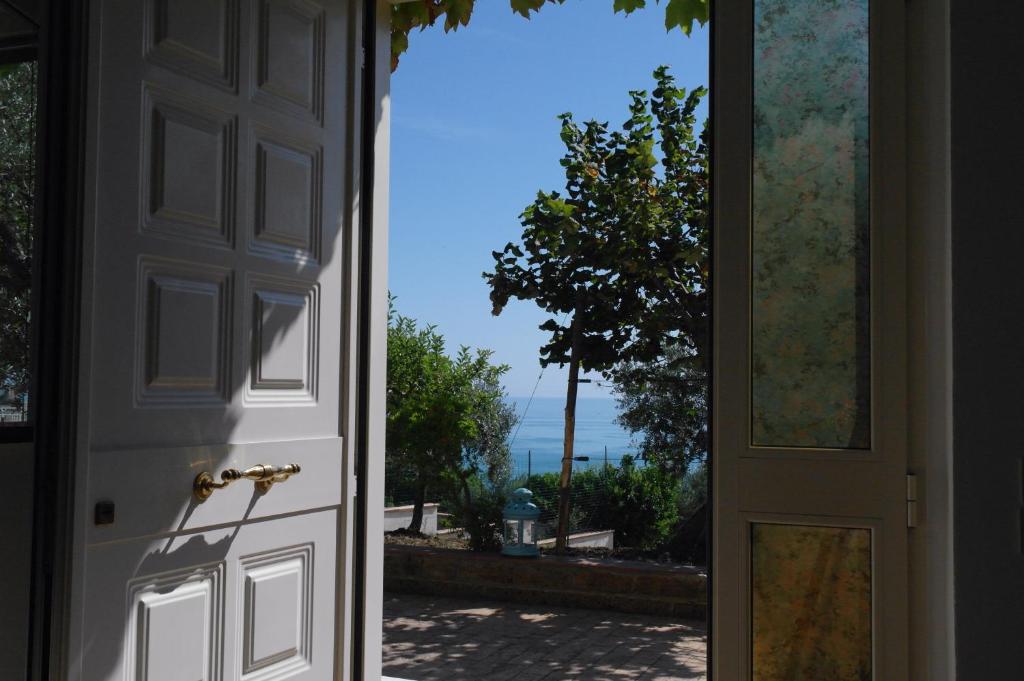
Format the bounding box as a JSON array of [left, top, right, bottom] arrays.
[[193, 463, 301, 501]]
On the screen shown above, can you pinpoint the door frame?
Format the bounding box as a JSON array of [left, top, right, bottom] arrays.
[[350, 1, 390, 679], [27, 0, 90, 678], [27, 1, 956, 679]]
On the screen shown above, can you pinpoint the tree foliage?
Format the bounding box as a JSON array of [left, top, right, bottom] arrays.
[[525, 459, 681, 551], [614, 343, 707, 475], [386, 300, 516, 532], [390, 0, 709, 70], [486, 66, 708, 379], [0, 62, 36, 410]]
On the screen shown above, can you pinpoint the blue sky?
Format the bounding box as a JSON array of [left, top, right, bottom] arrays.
[[388, 2, 709, 399]]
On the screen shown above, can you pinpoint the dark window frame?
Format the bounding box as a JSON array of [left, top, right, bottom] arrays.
[[0, 4, 38, 445]]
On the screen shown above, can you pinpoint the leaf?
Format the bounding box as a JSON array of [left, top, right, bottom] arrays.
[[664, 0, 708, 35], [613, 0, 646, 13], [392, 0, 706, 72], [510, 0, 547, 18], [444, 0, 475, 31]]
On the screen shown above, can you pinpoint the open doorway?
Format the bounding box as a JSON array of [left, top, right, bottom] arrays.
[[379, 4, 709, 679]]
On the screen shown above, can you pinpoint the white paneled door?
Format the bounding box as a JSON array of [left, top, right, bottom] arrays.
[[71, 1, 357, 679]]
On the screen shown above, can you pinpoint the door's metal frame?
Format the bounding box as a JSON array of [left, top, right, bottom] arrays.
[[27, 0, 90, 679], [350, 1, 390, 679]]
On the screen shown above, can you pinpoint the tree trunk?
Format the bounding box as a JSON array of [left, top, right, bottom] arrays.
[[556, 316, 582, 552], [459, 474, 474, 531], [408, 475, 427, 533]]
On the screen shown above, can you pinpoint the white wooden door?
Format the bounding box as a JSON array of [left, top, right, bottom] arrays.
[[70, 1, 358, 679], [713, 1, 908, 679]]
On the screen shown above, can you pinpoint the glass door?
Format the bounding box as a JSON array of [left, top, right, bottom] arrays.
[[712, 0, 908, 678]]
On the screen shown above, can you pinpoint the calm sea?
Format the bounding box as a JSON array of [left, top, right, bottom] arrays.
[[507, 396, 636, 475]]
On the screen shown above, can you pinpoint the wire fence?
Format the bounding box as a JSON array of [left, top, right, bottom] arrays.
[[385, 448, 644, 537], [507, 453, 631, 537]]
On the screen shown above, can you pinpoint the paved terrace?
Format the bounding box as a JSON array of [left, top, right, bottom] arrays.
[[382, 593, 707, 681]]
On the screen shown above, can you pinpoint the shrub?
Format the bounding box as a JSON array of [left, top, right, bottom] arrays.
[[450, 476, 507, 552], [514, 459, 680, 551], [602, 456, 680, 550]]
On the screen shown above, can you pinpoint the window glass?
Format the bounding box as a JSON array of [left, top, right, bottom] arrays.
[[751, 0, 871, 449], [0, 60, 36, 430], [752, 523, 872, 681]]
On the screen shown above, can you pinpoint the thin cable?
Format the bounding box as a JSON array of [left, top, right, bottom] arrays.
[[508, 310, 570, 449], [508, 366, 545, 449]]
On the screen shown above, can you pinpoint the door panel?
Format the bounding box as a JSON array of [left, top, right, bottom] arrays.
[[72, 1, 355, 679], [713, 0, 908, 679], [85, 439, 343, 544], [82, 511, 337, 681]]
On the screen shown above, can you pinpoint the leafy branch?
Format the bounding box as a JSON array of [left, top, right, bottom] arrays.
[[390, 0, 709, 70]]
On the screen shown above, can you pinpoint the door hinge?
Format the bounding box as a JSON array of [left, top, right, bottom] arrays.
[[906, 474, 919, 528]]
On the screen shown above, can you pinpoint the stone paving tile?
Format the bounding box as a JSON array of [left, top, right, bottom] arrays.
[[382, 593, 707, 681]]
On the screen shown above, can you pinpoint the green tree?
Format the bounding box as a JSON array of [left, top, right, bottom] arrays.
[[613, 343, 709, 560], [613, 343, 707, 476], [390, 0, 708, 70], [386, 301, 515, 532], [485, 67, 707, 549], [0, 62, 36, 417]]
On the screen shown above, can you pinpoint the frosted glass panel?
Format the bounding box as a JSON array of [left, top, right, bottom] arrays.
[[751, 0, 871, 448], [751, 523, 872, 681]]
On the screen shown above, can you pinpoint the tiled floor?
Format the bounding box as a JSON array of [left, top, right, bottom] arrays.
[[382, 593, 707, 681]]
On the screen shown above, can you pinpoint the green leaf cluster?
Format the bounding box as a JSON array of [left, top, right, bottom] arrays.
[[390, 0, 708, 70], [614, 343, 707, 475], [386, 298, 517, 532], [524, 457, 681, 551], [485, 66, 709, 379]]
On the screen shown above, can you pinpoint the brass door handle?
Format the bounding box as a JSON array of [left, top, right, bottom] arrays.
[[193, 463, 301, 501]]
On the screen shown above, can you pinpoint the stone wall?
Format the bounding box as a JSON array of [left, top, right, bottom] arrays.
[[384, 545, 706, 619]]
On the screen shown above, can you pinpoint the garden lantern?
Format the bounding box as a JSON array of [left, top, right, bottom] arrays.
[[502, 488, 540, 557]]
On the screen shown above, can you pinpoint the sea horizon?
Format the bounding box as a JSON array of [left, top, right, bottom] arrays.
[[505, 395, 636, 475]]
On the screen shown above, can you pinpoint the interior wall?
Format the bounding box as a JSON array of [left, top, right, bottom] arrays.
[[0, 442, 34, 679], [951, 2, 1024, 679]]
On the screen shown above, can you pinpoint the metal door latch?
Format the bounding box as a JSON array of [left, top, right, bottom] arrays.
[[193, 463, 302, 501]]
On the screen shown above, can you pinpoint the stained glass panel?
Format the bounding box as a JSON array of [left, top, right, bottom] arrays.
[[751, 523, 872, 681], [752, 0, 871, 448]]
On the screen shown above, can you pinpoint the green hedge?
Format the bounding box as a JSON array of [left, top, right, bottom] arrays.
[[514, 456, 681, 551]]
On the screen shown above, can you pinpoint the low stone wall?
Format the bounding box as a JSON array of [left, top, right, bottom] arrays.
[[384, 545, 706, 619], [538, 529, 615, 550], [384, 503, 439, 535]]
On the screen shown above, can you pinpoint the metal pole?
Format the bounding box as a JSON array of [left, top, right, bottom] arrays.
[[527, 449, 531, 485], [604, 445, 608, 468]]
